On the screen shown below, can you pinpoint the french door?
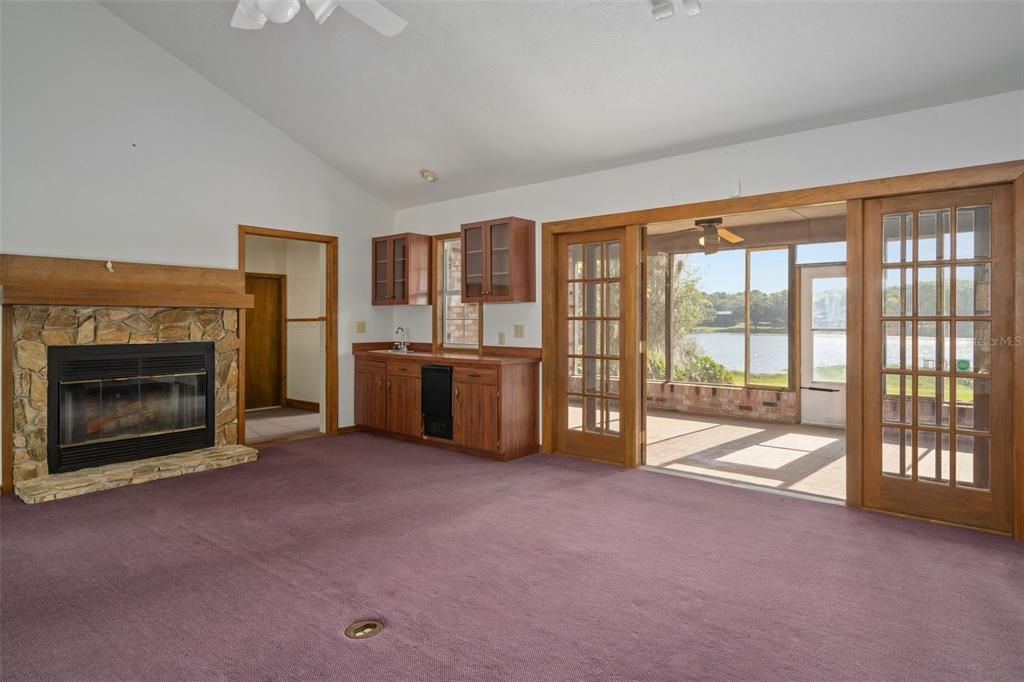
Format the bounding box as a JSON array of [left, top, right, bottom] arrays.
[[863, 186, 1014, 532], [554, 227, 640, 465]]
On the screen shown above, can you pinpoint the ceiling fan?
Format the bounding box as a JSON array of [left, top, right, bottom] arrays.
[[694, 218, 744, 255], [231, 0, 408, 37]]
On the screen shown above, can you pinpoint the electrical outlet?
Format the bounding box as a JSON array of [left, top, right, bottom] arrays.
[[498, 331, 506, 345], [354, 320, 366, 334], [513, 324, 524, 338]]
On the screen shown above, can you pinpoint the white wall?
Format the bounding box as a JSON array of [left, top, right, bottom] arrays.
[[0, 1, 394, 430], [393, 90, 1024, 347]]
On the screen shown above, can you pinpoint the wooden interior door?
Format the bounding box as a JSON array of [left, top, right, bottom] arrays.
[[554, 227, 640, 465], [863, 186, 1014, 532], [244, 273, 285, 409]]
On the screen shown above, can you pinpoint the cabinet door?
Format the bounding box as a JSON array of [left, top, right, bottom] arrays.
[[392, 236, 408, 304], [372, 237, 391, 304], [453, 380, 500, 452], [386, 374, 421, 437], [355, 369, 386, 430], [486, 221, 512, 300], [462, 224, 486, 301]]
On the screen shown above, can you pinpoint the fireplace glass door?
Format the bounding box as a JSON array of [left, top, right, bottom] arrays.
[[59, 374, 208, 447]]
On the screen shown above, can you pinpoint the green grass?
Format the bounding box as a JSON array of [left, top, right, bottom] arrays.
[[884, 374, 976, 401]]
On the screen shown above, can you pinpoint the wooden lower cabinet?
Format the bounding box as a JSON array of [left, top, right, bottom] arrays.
[[354, 360, 386, 430], [386, 374, 422, 437], [453, 380, 499, 452], [354, 352, 538, 460]]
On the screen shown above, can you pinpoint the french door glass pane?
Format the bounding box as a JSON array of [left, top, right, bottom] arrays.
[[883, 213, 912, 263], [954, 378, 990, 431], [917, 430, 950, 484], [882, 427, 912, 478], [954, 321, 991, 374], [955, 264, 991, 316], [917, 209, 951, 261], [917, 321, 950, 372], [917, 266, 950, 316], [883, 321, 913, 370], [955, 206, 991, 259], [882, 267, 912, 316], [882, 374, 912, 424], [916, 375, 950, 427], [605, 242, 621, 277], [955, 434, 990, 490]]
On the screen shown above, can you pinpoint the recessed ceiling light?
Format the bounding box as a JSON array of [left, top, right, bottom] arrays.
[[419, 168, 438, 183]]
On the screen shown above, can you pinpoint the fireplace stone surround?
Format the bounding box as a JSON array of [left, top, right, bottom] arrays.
[[11, 305, 241, 484]]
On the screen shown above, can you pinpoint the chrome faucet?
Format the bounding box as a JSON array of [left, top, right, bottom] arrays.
[[394, 326, 409, 352]]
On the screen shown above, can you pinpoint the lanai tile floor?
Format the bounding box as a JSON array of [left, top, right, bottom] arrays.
[[645, 410, 846, 500]]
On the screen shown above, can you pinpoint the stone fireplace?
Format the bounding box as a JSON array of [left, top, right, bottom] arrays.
[[12, 306, 241, 484]]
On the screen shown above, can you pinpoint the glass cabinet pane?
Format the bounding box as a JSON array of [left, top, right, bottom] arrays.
[[464, 227, 484, 298], [488, 223, 510, 297], [393, 238, 406, 300], [373, 240, 389, 301]]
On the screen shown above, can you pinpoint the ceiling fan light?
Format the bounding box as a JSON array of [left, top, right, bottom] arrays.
[[256, 0, 301, 24], [306, 0, 340, 24], [682, 0, 703, 16], [650, 0, 675, 21], [230, 0, 268, 29]]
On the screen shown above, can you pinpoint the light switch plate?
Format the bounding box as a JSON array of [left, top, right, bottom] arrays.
[[513, 324, 524, 338], [498, 331, 506, 345], [355, 320, 366, 334]]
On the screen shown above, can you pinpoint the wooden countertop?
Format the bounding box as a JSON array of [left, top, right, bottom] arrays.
[[355, 349, 539, 366]]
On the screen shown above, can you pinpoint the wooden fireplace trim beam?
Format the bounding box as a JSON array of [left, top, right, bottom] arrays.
[[0, 254, 255, 309]]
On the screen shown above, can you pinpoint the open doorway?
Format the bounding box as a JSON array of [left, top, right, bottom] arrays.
[[240, 227, 337, 443], [643, 204, 848, 501]]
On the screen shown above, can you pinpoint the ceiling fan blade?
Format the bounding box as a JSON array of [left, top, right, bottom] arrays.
[[718, 228, 744, 244], [231, 0, 268, 29], [338, 0, 408, 36]]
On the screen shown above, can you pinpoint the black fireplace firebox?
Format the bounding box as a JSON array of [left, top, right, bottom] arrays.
[[47, 342, 216, 474]]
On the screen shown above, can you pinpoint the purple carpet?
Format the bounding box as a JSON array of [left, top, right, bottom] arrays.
[[2, 433, 1022, 680]]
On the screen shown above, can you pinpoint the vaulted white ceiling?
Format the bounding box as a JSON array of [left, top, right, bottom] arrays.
[[103, 0, 1024, 208]]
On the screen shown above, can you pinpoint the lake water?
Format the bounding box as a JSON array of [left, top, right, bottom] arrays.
[[689, 332, 978, 374]]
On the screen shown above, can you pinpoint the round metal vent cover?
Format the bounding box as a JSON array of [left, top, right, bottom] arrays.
[[345, 619, 384, 640]]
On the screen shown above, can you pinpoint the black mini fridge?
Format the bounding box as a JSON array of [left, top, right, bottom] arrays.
[[421, 364, 453, 439]]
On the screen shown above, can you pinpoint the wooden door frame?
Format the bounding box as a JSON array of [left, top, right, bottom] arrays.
[[243, 272, 287, 408], [238, 225, 339, 441], [541, 159, 1024, 539]]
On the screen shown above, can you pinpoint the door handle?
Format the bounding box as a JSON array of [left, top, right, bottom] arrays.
[[387, 380, 391, 391], [455, 387, 461, 401], [467, 372, 480, 378]]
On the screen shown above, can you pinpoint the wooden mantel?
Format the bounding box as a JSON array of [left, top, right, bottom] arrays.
[[0, 254, 254, 309]]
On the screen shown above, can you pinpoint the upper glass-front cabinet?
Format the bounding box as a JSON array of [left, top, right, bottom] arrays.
[[371, 233, 431, 305], [460, 218, 536, 303]]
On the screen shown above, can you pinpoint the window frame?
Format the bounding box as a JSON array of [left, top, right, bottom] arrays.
[[654, 244, 797, 391], [432, 232, 483, 353]]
